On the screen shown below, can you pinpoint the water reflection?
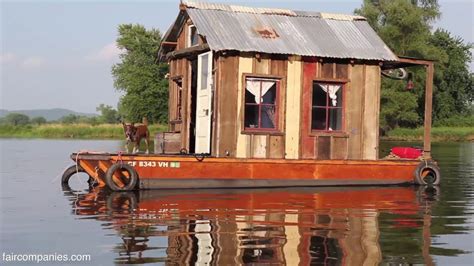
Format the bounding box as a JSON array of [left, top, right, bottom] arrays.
[[63, 186, 442, 265]]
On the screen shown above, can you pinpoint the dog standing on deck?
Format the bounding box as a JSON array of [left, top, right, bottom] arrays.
[[122, 118, 150, 154]]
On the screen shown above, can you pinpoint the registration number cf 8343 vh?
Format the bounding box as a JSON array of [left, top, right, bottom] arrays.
[[127, 161, 181, 168]]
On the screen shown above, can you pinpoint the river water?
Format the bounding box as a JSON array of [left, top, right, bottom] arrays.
[[0, 139, 472, 265]]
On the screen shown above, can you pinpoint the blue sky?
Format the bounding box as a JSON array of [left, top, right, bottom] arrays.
[[1, 0, 472, 113]]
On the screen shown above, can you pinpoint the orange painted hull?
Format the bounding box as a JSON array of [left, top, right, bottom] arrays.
[[72, 153, 422, 189]]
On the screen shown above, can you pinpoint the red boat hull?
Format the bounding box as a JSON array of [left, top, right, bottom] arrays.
[[71, 153, 423, 189]]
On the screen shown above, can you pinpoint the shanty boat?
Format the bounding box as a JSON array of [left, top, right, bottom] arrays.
[[63, 1, 440, 191]]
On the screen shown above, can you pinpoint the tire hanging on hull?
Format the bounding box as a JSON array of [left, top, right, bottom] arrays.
[[61, 165, 95, 190], [105, 163, 139, 191], [414, 161, 441, 185]]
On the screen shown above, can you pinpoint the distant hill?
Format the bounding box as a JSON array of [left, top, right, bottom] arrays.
[[0, 108, 97, 121]]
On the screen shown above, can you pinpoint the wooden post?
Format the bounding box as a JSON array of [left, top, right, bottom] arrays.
[[423, 63, 434, 159]]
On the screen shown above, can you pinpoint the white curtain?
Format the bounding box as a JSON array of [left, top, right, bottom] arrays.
[[246, 80, 276, 103], [319, 84, 342, 106]]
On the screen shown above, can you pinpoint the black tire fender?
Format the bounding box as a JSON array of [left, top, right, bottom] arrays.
[[414, 161, 441, 185], [105, 163, 138, 191], [61, 165, 93, 190]]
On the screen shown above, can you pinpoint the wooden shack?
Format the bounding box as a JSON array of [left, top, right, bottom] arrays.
[[158, 1, 412, 161]]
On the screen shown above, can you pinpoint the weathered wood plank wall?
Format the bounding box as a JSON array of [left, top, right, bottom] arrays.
[[346, 65, 364, 159], [301, 58, 354, 160], [167, 21, 190, 150], [223, 54, 289, 159], [362, 65, 381, 159], [300, 59, 381, 160], [166, 17, 383, 159], [214, 55, 239, 157], [285, 56, 302, 159]]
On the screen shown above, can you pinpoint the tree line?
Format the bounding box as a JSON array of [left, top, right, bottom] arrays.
[[112, 0, 472, 130], [6, 1, 469, 129], [0, 104, 120, 126], [356, 0, 473, 129]]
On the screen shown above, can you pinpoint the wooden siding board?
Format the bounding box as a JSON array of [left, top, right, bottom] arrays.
[[236, 56, 254, 158], [301, 60, 317, 159], [254, 56, 270, 75], [321, 62, 334, 79], [271, 58, 288, 159], [332, 137, 348, 159], [284, 57, 302, 159], [179, 59, 188, 149], [375, 65, 381, 160], [336, 64, 348, 79], [252, 135, 267, 158], [346, 65, 364, 159], [271, 58, 288, 133], [269, 135, 285, 159], [362, 65, 380, 160], [317, 136, 331, 160], [217, 56, 239, 157]]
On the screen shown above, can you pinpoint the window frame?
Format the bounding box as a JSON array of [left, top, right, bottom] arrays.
[[170, 76, 183, 123], [241, 74, 283, 134], [187, 25, 199, 47], [310, 80, 347, 135]]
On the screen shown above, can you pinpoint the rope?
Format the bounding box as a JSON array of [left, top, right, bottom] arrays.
[[75, 152, 81, 174], [89, 166, 99, 187], [118, 151, 123, 165], [194, 153, 206, 162], [51, 165, 71, 183]]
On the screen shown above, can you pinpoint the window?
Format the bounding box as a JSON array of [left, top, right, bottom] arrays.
[[172, 79, 183, 121], [311, 82, 344, 131], [244, 78, 279, 131], [188, 25, 199, 47]]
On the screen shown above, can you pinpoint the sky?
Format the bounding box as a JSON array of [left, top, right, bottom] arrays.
[[1, 0, 473, 114]]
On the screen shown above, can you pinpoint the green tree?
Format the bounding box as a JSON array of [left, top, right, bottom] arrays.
[[31, 116, 47, 125], [429, 30, 473, 121], [60, 114, 80, 124], [356, 0, 472, 128], [96, 104, 119, 124], [112, 24, 169, 123], [356, 0, 442, 129], [4, 113, 30, 126]]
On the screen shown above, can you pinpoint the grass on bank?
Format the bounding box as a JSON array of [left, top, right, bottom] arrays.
[[0, 123, 167, 139], [383, 127, 474, 142], [0, 123, 472, 142]]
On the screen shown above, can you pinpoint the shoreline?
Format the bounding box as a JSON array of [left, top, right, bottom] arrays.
[[382, 127, 474, 142], [0, 124, 472, 142], [0, 123, 166, 140]]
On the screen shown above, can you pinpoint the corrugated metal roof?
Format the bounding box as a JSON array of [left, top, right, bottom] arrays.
[[183, 0, 299, 17], [162, 1, 398, 61], [182, 1, 367, 20]]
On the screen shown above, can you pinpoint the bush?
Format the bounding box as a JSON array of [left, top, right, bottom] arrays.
[[4, 113, 30, 126], [433, 115, 474, 127]]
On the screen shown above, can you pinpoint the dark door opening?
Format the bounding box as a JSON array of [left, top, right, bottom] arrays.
[[189, 59, 198, 153]]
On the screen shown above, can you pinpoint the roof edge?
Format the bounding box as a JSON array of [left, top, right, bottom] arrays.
[[181, 0, 366, 21]]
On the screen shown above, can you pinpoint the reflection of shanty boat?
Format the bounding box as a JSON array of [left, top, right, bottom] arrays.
[[64, 186, 438, 265], [63, 1, 441, 191]]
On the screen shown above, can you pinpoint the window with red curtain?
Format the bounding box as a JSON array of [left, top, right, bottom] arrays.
[[311, 82, 344, 131], [244, 78, 280, 131]]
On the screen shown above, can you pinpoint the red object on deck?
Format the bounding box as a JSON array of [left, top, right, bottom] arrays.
[[391, 147, 422, 159]]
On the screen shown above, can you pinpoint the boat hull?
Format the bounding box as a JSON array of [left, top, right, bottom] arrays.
[[70, 153, 422, 189]]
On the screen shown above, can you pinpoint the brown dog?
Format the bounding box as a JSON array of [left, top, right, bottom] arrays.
[[122, 118, 150, 154]]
